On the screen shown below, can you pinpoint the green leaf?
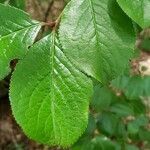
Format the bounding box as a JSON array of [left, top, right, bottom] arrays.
[[141, 38, 150, 51], [97, 112, 127, 138], [9, 33, 93, 147], [71, 138, 93, 150], [117, 0, 150, 28], [97, 112, 120, 136], [128, 115, 149, 134], [0, 0, 6, 3], [71, 137, 93, 150], [72, 135, 118, 150], [110, 102, 134, 117], [84, 114, 96, 136], [139, 128, 150, 141], [0, 4, 41, 80], [91, 85, 116, 112], [125, 144, 139, 150], [116, 121, 126, 138], [91, 136, 116, 150], [72, 133, 122, 150], [111, 75, 150, 99], [9, 0, 25, 10], [59, 0, 135, 83], [130, 100, 146, 115]]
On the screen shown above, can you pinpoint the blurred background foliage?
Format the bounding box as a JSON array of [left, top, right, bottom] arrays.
[[0, 0, 150, 150]]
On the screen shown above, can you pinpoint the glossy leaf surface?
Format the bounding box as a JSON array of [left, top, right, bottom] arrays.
[[0, 4, 41, 80], [10, 34, 93, 147], [59, 0, 135, 83], [117, 0, 150, 28]]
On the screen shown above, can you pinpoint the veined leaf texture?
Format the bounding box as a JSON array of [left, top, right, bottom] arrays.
[[10, 34, 93, 146], [0, 4, 41, 79], [1, 0, 147, 147], [59, 0, 135, 83]]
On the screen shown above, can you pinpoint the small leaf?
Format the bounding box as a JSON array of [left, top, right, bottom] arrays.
[[116, 121, 126, 138], [92, 136, 116, 150], [59, 0, 135, 83], [97, 112, 120, 136], [139, 128, 150, 141], [0, 4, 41, 80], [111, 75, 150, 99], [130, 100, 146, 115], [141, 38, 150, 51], [97, 112, 127, 138], [84, 114, 96, 136], [110, 102, 134, 117], [72, 135, 118, 150], [125, 144, 139, 150], [71, 137, 93, 150], [128, 115, 149, 134], [91, 85, 117, 112], [117, 0, 150, 28], [10, 34, 93, 147]]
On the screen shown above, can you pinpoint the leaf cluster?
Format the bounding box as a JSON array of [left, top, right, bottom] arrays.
[[0, 0, 150, 149]]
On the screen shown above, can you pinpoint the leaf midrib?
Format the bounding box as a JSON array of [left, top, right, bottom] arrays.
[[88, 0, 103, 80], [88, 0, 101, 50], [49, 32, 57, 141]]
